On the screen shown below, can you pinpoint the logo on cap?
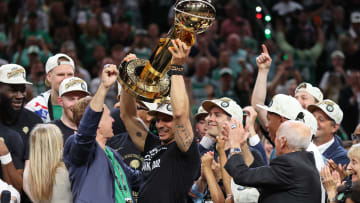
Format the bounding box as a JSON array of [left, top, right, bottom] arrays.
[[268, 100, 273, 107], [166, 104, 172, 112], [326, 105, 334, 112], [221, 101, 229, 108], [65, 79, 84, 90], [7, 68, 25, 79]]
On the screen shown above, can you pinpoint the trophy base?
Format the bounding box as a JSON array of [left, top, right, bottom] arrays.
[[118, 58, 170, 102]]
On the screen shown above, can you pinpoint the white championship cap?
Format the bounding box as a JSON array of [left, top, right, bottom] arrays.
[[139, 101, 157, 111], [45, 53, 75, 73], [148, 103, 173, 117], [59, 77, 90, 97], [257, 94, 303, 120], [302, 109, 318, 136], [202, 97, 243, 123], [194, 106, 208, 121], [295, 82, 323, 102], [0, 64, 32, 85], [308, 99, 343, 124]]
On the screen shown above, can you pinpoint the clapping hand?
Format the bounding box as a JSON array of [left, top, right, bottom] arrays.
[[201, 151, 214, 169], [224, 118, 249, 149]]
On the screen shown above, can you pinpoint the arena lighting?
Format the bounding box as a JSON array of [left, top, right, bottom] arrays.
[[265, 15, 271, 22], [256, 6, 262, 12], [264, 28, 271, 39], [256, 13, 263, 19]]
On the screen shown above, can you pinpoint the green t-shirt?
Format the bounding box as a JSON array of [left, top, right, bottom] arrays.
[[52, 105, 63, 120], [105, 147, 132, 203]]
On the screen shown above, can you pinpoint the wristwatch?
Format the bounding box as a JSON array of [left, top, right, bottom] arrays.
[[230, 147, 242, 156], [327, 197, 336, 203]]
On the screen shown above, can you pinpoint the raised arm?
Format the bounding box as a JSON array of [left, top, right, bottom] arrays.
[[90, 65, 118, 111], [64, 65, 118, 166], [251, 45, 272, 129], [168, 39, 194, 152], [119, 55, 149, 152]]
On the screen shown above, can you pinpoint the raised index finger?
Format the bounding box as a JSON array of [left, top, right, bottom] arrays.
[[262, 44, 269, 55]]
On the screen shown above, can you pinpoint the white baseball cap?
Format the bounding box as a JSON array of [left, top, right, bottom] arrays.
[[194, 106, 208, 121], [219, 68, 233, 77], [59, 77, 90, 97], [139, 101, 157, 111], [0, 64, 32, 85], [202, 97, 243, 123], [308, 99, 343, 124], [257, 94, 303, 120], [295, 82, 323, 102], [45, 53, 75, 73], [331, 50, 345, 59], [148, 103, 173, 117], [301, 110, 318, 136]]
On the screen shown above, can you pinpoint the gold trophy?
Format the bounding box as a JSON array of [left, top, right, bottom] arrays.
[[118, 0, 216, 102]]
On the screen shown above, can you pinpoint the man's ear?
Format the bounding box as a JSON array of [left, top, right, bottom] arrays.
[[58, 97, 63, 106], [280, 137, 287, 149], [331, 123, 339, 134]]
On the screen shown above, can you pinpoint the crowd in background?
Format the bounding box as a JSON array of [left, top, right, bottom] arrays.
[[0, 0, 359, 202], [1, 0, 360, 136]]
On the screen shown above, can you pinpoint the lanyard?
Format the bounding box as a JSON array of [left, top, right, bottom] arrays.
[[106, 147, 132, 203]]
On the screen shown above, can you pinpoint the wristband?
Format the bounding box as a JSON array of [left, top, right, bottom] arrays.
[[200, 136, 216, 149], [168, 70, 184, 76], [0, 153, 12, 165], [170, 64, 184, 71]]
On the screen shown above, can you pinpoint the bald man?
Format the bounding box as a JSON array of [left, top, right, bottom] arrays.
[[225, 121, 321, 203]]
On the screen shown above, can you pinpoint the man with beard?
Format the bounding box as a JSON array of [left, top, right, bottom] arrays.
[[51, 77, 90, 142], [0, 64, 42, 193], [0, 64, 43, 158]]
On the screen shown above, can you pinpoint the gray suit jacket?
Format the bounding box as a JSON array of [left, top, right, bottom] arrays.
[[225, 151, 321, 203]]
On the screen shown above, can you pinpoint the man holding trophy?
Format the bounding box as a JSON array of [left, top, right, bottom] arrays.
[[120, 39, 200, 203], [118, 1, 215, 202]]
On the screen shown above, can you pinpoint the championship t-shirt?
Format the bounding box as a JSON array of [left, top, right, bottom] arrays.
[[138, 133, 200, 203], [50, 119, 76, 143], [107, 133, 143, 170], [6, 108, 43, 160]]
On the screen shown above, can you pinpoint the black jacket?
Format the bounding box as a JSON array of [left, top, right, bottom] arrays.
[[225, 151, 321, 203]]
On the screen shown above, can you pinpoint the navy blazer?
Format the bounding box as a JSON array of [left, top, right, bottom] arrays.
[[63, 107, 142, 203], [225, 151, 321, 203], [323, 137, 349, 166]]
